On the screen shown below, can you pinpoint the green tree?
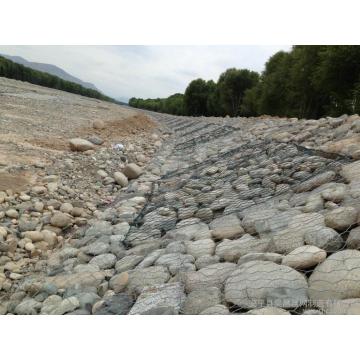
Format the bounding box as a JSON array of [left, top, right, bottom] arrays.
[[184, 79, 213, 116], [217, 68, 259, 116]]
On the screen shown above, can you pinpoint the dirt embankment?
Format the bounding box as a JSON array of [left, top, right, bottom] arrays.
[[0, 77, 158, 192]]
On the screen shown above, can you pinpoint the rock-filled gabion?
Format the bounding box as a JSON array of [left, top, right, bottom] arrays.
[[2, 111, 360, 315]]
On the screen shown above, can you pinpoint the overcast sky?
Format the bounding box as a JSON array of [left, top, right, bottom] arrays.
[[0, 45, 291, 101]]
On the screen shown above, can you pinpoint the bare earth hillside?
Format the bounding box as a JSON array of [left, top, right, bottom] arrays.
[[0, 77, 159, 193]]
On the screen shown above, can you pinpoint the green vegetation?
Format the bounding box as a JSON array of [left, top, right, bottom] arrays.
[[0, 55, 114, 102], [130, 45, 360, 118]]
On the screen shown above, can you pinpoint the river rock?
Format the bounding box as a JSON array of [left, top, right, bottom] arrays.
[[122, 163, 142, 179], [89, 253, 117, 269], [155, 253, 195, 275], [185, 238, 216, 259], [281, 245, 327, 270], [129, 282, 186, 315], [215, 235, 270, 262], [308, 250, 360, 300], [324, 207, 358, 231], [115, 255, 144, 273], [224, 260, 308, 309], [293, 171, 335, 193], [245, 307, 290, 315], [237, 252, 283, 265], [304, 227, 343, 252], [185, 262, 237, 293], [14, 298, 42, 315], [113, 172, 129, 187], [182, 286, 221, 315], [346, 226, 360, 249], [69, 138, 95, 152], [50, 212, 72, 228], [127, 266, 170, 295], [93, 293, 133, 315], [209, 214, 244, 239], [199, 304, 230, 315]]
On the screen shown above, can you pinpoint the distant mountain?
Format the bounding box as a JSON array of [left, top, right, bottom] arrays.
[[1, 54, 99, 91]]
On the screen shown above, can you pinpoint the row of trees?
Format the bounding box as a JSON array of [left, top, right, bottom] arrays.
[[129, 46, 360, 118], [0, 55, 114, 102]]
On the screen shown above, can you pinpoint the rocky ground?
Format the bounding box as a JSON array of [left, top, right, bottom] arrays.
[[2, 77, 360, 315]]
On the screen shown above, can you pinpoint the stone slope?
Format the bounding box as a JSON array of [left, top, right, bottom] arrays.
[[2, 102, 360, 315]]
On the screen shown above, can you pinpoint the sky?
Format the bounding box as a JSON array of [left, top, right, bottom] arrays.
[[0, 45, 291, 101]]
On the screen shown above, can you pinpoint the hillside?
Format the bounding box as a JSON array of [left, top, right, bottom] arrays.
[[0, 55, 113, 102], [1, 54, 99, 91]]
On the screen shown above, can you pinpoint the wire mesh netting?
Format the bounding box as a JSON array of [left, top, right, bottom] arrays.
[[116, 112, 360, 315], [2, 111, 360, 315]]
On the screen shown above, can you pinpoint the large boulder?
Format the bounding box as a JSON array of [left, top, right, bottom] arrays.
[[50, 212, 72, 228], [199, 304, 230, 315], [293, 171, 335, 193], [308, 250, 360, 300], [15, 299, 42, 315], [281, 245, 327, 270], [165, 221, 211, 241], [242, 209, 279, 234], [224, 260, 308, 309], [185, 238, 216, 259], [127, 266, 170, 295], [93, 294, 133, 315], [185, 262, 237, 293], [182, 287, 221, 315], [113, 172, 129, 187], [45, 271, 105, 290], [245, 307, 290, 315], [69, 138, 95, 152], [209, 214, 244, 240], [155, 253, 195, 275], [346, 226, 360, 249], [89, 253, 117, 269], [237, 252, 283, 265], [304, 227, 343, 252], [122, 163, 142, 180], [324, 207, 358, 231], [93, 120, 105, 129], [260, 212, 325, 254], [341, 160, 360, 183], [129, 282, 186, 315], [215, 235, 270, 262]]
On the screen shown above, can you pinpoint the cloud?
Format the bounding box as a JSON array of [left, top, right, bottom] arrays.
[[0, 45, 291, 100]]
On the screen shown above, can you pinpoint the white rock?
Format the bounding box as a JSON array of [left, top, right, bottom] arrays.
[[209, 214, 244, 240], [129, 282, 186, 315], [324, 207, 358, 231], [281, 245, 327, 270], [122, 163, 142, 180], [185, 238, 216, 259], [216, 235, 270, 262], [199, 304, 230, 315], [113, 172, 129, 187], [245, 307, 290, 315], [185, 262, 237, 293], [224, 260, 308, 309], [182, 286, 221, 314], [304, 227, 343, 252], [89, 253, 117, 269], [69, 138, 95, 152], [309, 250, 360, 301]]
